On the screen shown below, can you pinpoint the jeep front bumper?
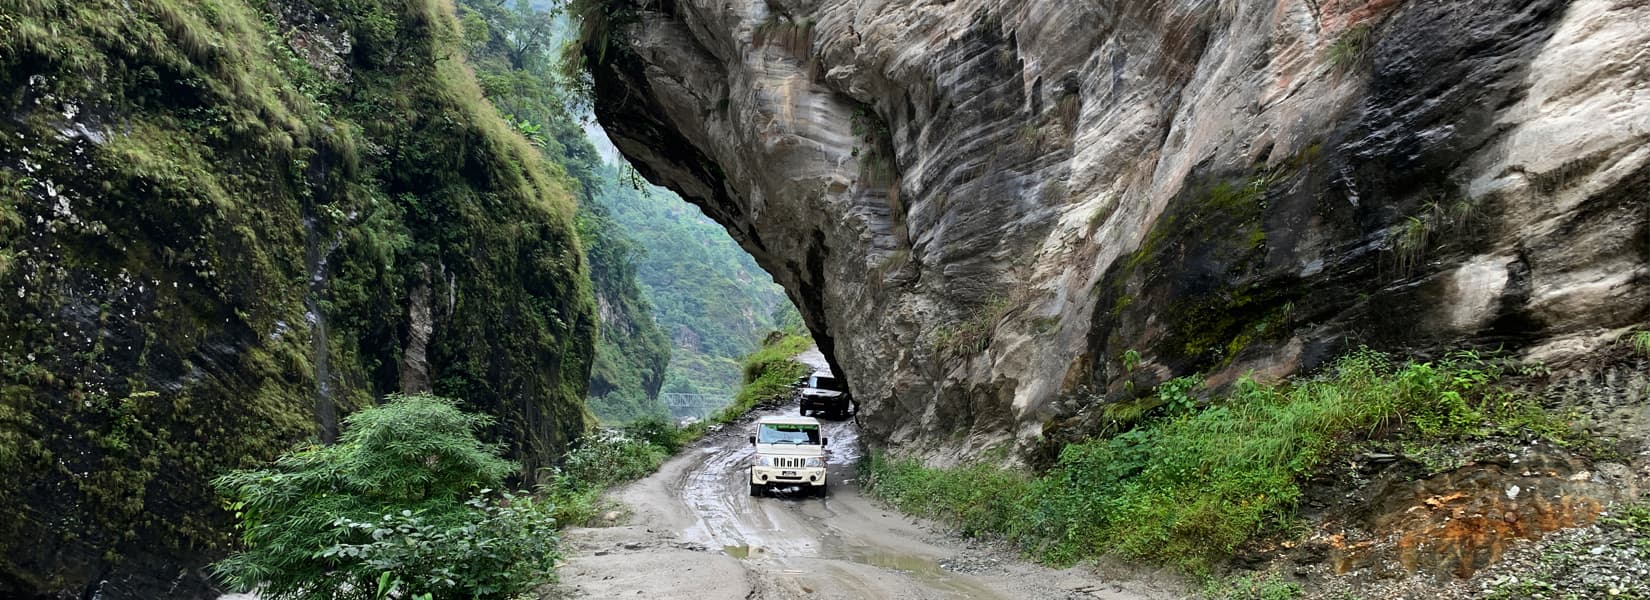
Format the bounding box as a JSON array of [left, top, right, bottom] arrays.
[[750, 466, 827, 487]]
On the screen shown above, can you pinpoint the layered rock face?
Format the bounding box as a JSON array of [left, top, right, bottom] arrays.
[[585, 0, 1649, 457]]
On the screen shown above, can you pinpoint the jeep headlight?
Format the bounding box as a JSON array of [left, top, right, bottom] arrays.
[[804, 457, 825, 468], [755, 456, 776, 467]]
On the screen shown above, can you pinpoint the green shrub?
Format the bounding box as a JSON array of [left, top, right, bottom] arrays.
[[537, 425, 677, 525], [623, 415, 687, 453], [326, 494, 558, 598], [866, 350, 1570, 573], [212, 394, 559, 600], [561, 430, 668, 488]]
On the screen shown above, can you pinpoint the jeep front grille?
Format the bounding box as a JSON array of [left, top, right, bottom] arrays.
[[774, 457, 807, 468]]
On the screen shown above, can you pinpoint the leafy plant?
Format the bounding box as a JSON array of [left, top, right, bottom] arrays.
[[1630, 331, 1650, 357], [212, 394, 558, 600], [1121, 349, 1142, 373]]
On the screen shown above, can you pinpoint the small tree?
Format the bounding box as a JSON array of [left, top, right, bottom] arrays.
[[213, 394, 559, 600]]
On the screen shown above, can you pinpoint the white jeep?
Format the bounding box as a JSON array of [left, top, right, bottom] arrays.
[[748, 415, 828, 497]]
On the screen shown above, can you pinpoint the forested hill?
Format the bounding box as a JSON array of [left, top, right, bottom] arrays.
[[0, 0, 597, 596], [463, 0, 796, 412], [597, 178, 797, 403], [455, 0, 672, 423]]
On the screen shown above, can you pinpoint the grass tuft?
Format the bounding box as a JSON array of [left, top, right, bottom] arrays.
[[1327, 24, 1372, 71], [1630, 330, 1650, 358]]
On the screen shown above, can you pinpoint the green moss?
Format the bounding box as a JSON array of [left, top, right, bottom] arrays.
[[1, 0, 596, 588], [1173, 284, 1301, 362]]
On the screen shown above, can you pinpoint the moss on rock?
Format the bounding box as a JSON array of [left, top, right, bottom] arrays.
[[0, 0, 595, 596]]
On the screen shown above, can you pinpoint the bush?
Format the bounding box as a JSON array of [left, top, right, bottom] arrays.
[[866, 350, 1571, 573], [622, 415, 686, 454], [537, 426, 675, 525], [326, 494, 558, 598], [212, 394, 559, 600]]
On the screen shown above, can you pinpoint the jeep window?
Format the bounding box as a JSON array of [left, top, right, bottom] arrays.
[[758, 423, 821, 445], [808, 375, 844, 392]]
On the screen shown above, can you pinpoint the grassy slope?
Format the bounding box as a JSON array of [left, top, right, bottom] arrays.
[[866, 350, 1576, 574], [0, 0, 593, 592]]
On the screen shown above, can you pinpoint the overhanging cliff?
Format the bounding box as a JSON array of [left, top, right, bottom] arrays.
[[582, 0, 1649, 456]]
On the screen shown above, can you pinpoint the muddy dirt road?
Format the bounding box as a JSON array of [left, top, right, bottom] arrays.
[[551, 398, 1178, 598]]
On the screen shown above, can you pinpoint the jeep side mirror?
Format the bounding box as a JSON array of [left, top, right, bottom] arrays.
[[821, 436, 829, 446], [748, 435, 756, 445]]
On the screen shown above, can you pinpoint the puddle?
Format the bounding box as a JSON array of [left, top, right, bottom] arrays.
[[836, 546, 944, 576]]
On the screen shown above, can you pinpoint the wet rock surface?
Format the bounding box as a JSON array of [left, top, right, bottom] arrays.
[[586, 0, 1650, 462]]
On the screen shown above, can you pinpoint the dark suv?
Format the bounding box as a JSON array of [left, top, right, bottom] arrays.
[[798, 371, 852, 418]]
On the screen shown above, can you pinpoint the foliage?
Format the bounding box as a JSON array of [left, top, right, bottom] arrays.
[[537, 421, 682, 525], [603, 177, 799, 402], [326, 494, 558, 600], [469, 0, 800, 420], [1, 0, 595, 586], [1386, 194, 1480, 275], [622, 415, 688, 454], [1327, 24, 1372, 70], [1201, 571, 1303, 600], [1201, 570, 1300, 600], [865, 350, 1574, 574], [704, 333, 811, 424], [1630, 330, 1650, 358], [212, 395, 558, 600], [457, 0, 672, 424], [934, 294, 1024, 359]]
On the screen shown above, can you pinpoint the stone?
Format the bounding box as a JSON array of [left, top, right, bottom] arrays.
[[584, 0, 1650, 458]]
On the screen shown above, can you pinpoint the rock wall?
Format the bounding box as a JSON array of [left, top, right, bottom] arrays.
[[583, 0, 1649, 459], [0, 0, 596, 597]]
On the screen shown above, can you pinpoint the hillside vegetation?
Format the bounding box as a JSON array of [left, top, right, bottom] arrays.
[[0, 0, 596, 595], [455, 0, 671, 423], [867, 350, 1578, 574]]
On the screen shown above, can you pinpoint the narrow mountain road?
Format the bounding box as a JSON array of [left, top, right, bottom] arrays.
[[550, 351, 1178, 599]]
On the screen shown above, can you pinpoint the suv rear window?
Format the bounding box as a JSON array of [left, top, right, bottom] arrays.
[[808, 375, 844, 391]]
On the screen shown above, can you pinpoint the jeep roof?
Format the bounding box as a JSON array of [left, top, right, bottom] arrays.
[[755, 415, 823, 427]]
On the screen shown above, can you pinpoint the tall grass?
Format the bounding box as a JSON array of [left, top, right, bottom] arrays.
[[866, 350, 1570, 573]]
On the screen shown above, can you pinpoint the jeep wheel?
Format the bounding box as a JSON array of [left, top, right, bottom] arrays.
[[814, 485, 828, 498], [798, 406, 808, 416], [749, 483, 764, 497]]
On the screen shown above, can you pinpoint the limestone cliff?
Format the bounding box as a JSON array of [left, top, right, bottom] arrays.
[[582, 0, 1649, 457]]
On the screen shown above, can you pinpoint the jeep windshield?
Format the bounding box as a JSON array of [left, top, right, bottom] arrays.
[[758, 423, 821, 445]]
